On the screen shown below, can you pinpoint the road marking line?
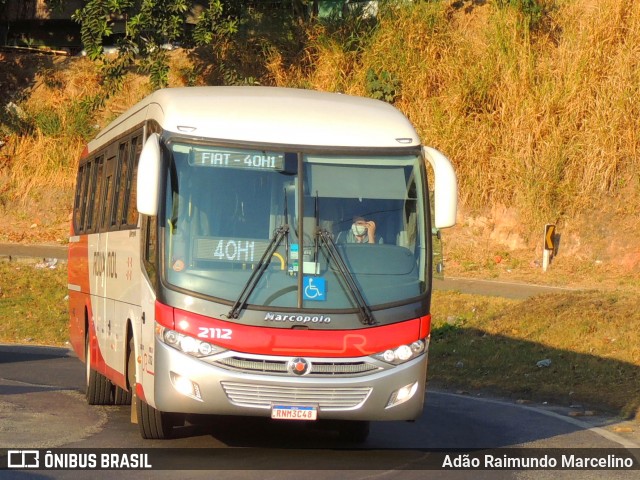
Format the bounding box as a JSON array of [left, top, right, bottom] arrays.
[[432, 390, 640, 449]]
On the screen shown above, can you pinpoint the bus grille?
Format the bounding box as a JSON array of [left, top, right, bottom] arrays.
[[214, 356, 380, 377], [221, 382, 372, 410]]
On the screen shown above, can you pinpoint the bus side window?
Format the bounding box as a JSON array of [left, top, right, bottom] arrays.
[[73, 165, 86, 233], [79, 160, 92, 232], [111, 141, 128, 228], [116, 141, 130, 228], [85, 156, 103, 232], [122, 135, 141, 227], [101, 156, 117, 230], [142, 215, 158, 291], [90, 156, 105, 233]]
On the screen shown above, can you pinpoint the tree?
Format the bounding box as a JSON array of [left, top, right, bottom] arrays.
[[72, 0, 237, 89]]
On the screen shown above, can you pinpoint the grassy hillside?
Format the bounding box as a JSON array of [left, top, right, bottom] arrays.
[[0, 0, 638, 277]]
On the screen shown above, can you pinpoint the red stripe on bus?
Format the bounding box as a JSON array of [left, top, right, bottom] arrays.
[[136, 384, 147, 403], [67, 235, 90, 293], [87, 310, 107, 375], [163, 303, 430, 358]]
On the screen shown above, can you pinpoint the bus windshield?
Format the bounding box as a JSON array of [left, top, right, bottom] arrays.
[[163, 141, 427, 312]]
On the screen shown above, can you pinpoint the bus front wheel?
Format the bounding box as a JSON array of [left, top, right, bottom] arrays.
[[128, 340, 179, 439]]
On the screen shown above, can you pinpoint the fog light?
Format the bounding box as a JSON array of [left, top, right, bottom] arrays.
[[170, 372, 202, 401], [386, 381, 419, 408]]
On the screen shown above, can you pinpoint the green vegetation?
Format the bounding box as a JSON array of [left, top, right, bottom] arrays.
[[73, 0, 236, 89], [0, 261, 69, 345]]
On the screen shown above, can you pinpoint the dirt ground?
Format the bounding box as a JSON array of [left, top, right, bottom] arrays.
[[442, 198, 640, 289]]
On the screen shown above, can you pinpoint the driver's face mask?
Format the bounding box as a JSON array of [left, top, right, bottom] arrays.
[[352, 223, 367, 236]]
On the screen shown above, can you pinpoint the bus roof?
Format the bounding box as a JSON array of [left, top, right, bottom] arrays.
[[89, 86, 421, 152]]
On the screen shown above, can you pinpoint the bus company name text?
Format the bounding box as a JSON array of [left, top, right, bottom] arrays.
[[93, 251, 117, 278], [264, 312, 331, 324]]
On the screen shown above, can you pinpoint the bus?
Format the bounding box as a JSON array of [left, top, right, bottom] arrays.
[[68, 86, 457, 440]]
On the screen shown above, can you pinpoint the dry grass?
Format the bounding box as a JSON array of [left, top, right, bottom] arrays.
[[2, 1, 639, 242], [1, 0, 639, 268], [429, 289, 640, 418], [267, 0, 640, 236], [1, 58, 101, 203], [0, 260, 68, 345]]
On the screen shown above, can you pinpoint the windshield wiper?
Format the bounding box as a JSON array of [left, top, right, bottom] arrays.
[[227, 224, 289, 319], [316, 228, 375, 326]]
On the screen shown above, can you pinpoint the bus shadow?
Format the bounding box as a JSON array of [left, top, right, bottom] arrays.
[[427, 326, 640, 421], [0, 344, 72, 364]]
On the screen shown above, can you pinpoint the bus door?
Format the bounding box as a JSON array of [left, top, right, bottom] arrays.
[[138, 213, 159, 405]]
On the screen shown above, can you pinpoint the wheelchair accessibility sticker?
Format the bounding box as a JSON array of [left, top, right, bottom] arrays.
[[303, 276, 326, 301]]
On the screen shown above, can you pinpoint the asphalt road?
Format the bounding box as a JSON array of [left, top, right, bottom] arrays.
[[1, 345, 639, 479]]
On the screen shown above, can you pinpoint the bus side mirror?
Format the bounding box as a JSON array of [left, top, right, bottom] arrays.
[[423, 146, 457, 229], [137, 133, 161, 216]]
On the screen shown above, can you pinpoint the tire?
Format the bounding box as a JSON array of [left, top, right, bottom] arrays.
[[128, 338, 180, 439], [115, 339, 133, 405], [337, 421, 370, 443], [85, 333, 113, 405], [137, 397, 180, 440], [114, 385, 132, 405]]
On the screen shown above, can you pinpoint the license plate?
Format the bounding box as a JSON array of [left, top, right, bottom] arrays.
[[271, 405, 317, 421]]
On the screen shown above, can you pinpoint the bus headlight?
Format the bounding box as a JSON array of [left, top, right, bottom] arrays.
[[373, 339, 427, 365], [158, 327, 226, 358]]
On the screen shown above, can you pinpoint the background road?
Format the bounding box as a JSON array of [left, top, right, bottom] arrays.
[[0, 243, 573, 299]]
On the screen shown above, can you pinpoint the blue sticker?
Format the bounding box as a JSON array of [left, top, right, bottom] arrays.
[[303, 276, 326, 301]]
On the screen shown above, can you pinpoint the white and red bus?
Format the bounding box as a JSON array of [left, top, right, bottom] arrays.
[[68, 86, 457, 440]]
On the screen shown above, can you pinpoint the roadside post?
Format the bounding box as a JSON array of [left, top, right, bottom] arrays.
[[542, 224, 556, 272]]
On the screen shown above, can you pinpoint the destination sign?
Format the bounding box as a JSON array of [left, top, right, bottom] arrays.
[[194, 237, 271, 264], [189, 147, 285, 171]]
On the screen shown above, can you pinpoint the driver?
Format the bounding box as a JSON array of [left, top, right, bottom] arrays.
[[337, 216, 378, 244]]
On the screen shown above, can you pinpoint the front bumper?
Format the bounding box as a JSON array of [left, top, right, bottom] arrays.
[[152, 339, 428, 421]]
